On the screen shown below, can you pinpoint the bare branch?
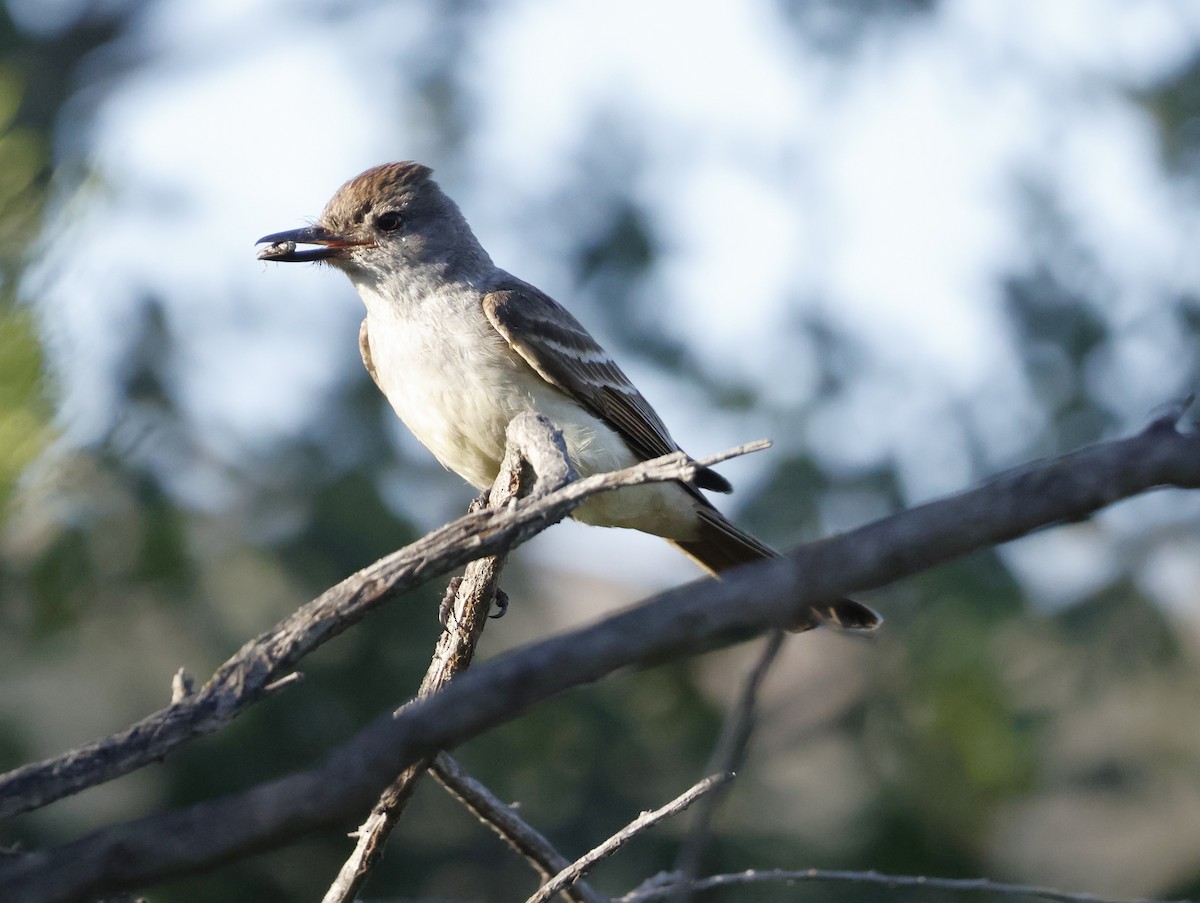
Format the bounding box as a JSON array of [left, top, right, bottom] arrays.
[[670, 631, 785, 899], [0, 417, 731, 821], [323, 413, 593, 903], [527, 774, 734, 903], [432, 753, 610, 903], [2, 416, 1199, 902], [620, 867, 1199, 903], [321, 512, 503, 903]]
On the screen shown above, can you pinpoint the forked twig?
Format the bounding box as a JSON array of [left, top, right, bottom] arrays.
[[432, 753, 609, 903], [669, 630, 785, 901], [527, 774, 734, 903], [324, 414, 600, 903]]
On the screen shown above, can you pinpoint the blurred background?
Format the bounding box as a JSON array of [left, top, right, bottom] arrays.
[[2, 1, 1200, 900]]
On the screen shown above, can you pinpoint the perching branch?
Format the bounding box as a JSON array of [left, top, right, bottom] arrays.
[[322, 413, 600, 903], [2, 404, 1199, 903], [0, 424, 762, 822], [319, 564, 495, 903]]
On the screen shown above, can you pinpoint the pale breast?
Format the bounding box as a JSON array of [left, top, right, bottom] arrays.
[[366, 305, 528, 488], [359, 285, 700, 540]]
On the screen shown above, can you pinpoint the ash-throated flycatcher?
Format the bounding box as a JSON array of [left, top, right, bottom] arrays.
[[257, 162, 878, 631]]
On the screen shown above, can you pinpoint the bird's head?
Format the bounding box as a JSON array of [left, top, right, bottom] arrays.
[[256, 161, 489, 281]]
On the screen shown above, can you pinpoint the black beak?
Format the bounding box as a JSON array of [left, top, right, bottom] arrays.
[[255, 225, 369, 262]]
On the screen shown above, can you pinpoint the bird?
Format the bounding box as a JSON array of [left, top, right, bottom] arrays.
[[256, 162, 879, 631]]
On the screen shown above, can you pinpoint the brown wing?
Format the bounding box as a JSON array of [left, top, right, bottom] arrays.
[[482, 280, 731, 493], [482, 282, 881, 632]]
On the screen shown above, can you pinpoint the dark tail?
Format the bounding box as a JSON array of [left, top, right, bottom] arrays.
[[669, 504, 881, 632]]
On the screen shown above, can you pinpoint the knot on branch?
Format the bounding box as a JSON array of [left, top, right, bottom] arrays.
[[498, 412, 579, 502]]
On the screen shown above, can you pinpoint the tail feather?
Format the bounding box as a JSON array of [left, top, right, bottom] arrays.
[[669, 504, 881, 633]]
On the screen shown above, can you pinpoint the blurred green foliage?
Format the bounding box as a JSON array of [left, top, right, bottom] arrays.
[[0, 62, 49, 508], [2, 3, 1200, 903]]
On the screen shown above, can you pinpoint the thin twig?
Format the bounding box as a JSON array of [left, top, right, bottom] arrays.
[[527, 774, 734, 903], [431, 753, 609, 903], [691, 439, 771, 468], [669, 630, 785, 901], [620, 868, 1199, 903], [262, 672, 303, 695]]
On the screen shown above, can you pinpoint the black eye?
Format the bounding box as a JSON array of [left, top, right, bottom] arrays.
[[375, 210, 404, 232]]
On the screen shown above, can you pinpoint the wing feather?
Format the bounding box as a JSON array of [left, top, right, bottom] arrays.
[[481, 282, 881, 631], [482, 280, 731, 492]]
